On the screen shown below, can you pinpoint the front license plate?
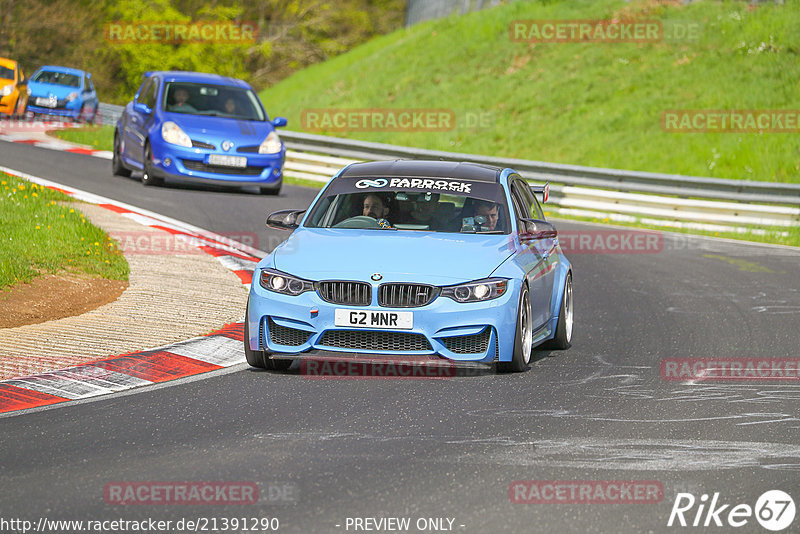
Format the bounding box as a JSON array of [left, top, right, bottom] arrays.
[[208, 154, 247, 168], [335, 309, 413, 330], [35, 97, 56, 108]]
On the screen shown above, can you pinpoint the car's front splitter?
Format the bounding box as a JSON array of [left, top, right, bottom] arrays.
[[247, 279, 522, 363]]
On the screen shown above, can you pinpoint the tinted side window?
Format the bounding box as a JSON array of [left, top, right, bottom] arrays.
[[144, 80, 158, 108], [137, 79, 153, 104]]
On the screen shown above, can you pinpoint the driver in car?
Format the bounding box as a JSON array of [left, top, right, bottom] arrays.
[[362, 193, 392, 228], [169, 87, 196, 112]]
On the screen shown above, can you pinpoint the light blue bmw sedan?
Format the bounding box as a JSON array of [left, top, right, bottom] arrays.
[[246, 160, 573, 373]]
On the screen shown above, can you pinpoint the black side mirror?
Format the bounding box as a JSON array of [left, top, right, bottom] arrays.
[[519, 219, 557, 241], [267, 209, 305, 230]]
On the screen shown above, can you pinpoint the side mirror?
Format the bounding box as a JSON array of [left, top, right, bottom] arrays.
[[518, 219, 557, 241], [267, 209, 305, 230], [272, 117, 288, 128], [133, 102, 152, 115]]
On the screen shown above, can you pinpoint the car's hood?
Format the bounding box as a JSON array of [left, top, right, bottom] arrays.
[[164, 113, 273, 144], [28, 82, 78, 98], [272, 228, 514, 285]]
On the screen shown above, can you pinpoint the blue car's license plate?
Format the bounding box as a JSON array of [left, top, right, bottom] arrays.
[[334, 309, 413, 329], [208, 154, 247, 168]]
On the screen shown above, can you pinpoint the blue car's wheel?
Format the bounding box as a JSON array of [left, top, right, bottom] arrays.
[[141, 142, 164, 187], [244, 300, 292, 371], [542, 272, 573, 350], [112, 133, 131, 177], [497, 283, 532, 373]]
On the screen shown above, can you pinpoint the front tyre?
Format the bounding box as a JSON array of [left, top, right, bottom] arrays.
[[112, 133, 132, 177], [243, 305, 293, 371], [141, 142, 164, 187], [497, 283, 532, 373], [542, 272, 573, 350], [260, 177, 282, 195]]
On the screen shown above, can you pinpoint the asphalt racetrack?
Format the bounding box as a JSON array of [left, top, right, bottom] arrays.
[[1, 140, 799, 533]]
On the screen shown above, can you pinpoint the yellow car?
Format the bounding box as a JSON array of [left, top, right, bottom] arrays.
[[0, 57, 28, 117]]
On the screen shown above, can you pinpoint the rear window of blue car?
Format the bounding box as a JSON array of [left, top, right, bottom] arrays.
[[162, 82, 266, 121], [305, 177, 511, 234], [31, 71, 80, 87]]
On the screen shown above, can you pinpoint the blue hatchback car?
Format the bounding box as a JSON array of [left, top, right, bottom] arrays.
[[246, 160, 573, 373], [26, 65, 98, 122], [113, 71, 287, 194]]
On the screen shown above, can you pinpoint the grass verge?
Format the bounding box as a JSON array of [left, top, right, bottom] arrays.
[[259, 0, 800, 183], [50, 124, 115, 152], [0, 172, 129, 289]]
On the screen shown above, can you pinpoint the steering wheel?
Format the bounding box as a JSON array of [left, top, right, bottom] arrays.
[[333, 215, 381, 229]]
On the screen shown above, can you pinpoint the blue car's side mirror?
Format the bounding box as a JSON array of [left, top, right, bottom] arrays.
[[133, 102, 152, 115], [267, 209, 305, 230], [272, 117, 288, 128]]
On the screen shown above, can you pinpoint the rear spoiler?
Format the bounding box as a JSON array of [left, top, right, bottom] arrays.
[[530, 182, 550, 203]]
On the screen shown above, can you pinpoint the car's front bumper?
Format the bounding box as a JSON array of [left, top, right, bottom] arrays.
[[247, 276, 522, 363], [151, 141, 285, 187]]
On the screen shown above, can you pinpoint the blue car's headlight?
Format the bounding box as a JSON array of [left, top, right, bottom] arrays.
[[161, 121, 192, 148], [65, 91, 78, 102], [259, 131, 282, 154], [260, 268, 314, 296], [441, 278, 508, 303]]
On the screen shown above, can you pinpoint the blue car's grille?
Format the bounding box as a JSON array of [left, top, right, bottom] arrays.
[[442, 327, 491, 354], [190, 139, 215, 150], [378, 283, 438, 308], [318, 330, 432, 352], [182, 159, 264, 175], [317, 281, 371, 306], [268, 318, 312, 347], [236, 145, 260, 153]]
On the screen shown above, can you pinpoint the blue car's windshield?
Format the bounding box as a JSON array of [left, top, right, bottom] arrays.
[[31, 71, 80, 87], [162, 82, 265, 121], [0, 66, 14, 80], [305, 177, 511, 234]]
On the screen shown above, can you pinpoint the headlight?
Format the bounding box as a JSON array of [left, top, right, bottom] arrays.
[[161, 121, 192, 148], [441, 278, 508, 303], [0, 84, 13, 97], [260, 268, 314, 296], [65, 91, 78, 102], [259, 131, 282, 154]]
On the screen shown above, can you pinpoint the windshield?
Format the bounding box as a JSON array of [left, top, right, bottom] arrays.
[[0, 66, 13, 80], [305, 176, 511, 234], [162, 81, 266, 120], [31, 70, 80, 87]]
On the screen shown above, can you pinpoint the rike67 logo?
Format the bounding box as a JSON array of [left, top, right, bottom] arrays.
[[668, 490, 795, 531]]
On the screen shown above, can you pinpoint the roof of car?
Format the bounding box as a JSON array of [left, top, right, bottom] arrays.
[[147, 71, 250, 89], [35, 65, 86, 76], [338, 160, 503, 182]]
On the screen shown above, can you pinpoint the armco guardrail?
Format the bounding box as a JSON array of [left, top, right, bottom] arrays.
[[95, 103, 800, 230]]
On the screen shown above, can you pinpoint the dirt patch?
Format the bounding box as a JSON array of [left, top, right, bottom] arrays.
[[0, 274, 128, 328]]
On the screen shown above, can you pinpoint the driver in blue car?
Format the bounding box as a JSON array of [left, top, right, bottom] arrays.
[[362, 193, 392, 228]]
